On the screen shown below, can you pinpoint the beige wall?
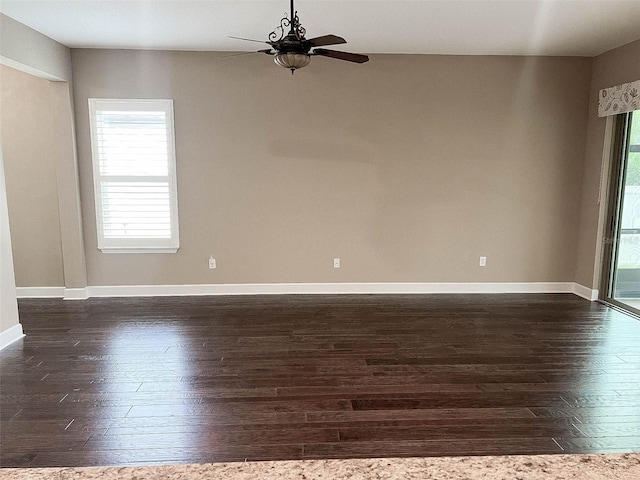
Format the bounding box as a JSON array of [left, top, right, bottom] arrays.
[[1, 65, 65, 287], [574, 38, 640, 289], [71, 50, 591, 286]]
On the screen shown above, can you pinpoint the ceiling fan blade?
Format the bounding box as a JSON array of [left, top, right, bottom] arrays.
[[229, 36, 272, 45], [219, 49, 273, 59], [312, 49, 369, 64], [303, 34, 347, 48]]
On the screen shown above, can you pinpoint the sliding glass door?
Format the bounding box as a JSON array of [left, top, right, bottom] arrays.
[[603, 111, 640, 314]]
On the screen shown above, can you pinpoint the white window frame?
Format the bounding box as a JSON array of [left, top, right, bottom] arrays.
[[88, 98, 179, 253]]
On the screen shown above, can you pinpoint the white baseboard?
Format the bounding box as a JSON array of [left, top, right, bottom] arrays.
[[88, 282, 579, 297], [16, 286, 65, 298], [63, 287, 90, 300], [0, 323, 25, 350], [14, 282, 598, 300], [16, 286, 90, 300], [573, 283, 599, 301]]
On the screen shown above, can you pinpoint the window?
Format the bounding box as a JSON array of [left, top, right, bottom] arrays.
[[88, 99, 179, 253]]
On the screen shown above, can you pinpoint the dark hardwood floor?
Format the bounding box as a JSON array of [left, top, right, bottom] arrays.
[[1, 293, 640, 467]]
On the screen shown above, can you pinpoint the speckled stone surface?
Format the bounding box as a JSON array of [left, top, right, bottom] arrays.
[[1, 454, 639, 479]]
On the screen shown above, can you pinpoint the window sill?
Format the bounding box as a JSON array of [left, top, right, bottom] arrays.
[[99, 248, 179, 254]]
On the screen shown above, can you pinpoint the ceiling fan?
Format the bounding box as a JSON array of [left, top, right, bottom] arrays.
[[229, 0, 369, 74]]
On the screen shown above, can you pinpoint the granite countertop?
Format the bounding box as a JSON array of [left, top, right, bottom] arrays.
[[1, 453, 639, 479]]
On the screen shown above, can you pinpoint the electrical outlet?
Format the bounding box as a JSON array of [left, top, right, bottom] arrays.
[[209, 256, 216, 269], [333, 258, 341, 268], [479, 256, 487, 267]]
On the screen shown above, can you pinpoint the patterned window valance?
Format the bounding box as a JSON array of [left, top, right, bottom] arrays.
[[598, 80, 640, 117]]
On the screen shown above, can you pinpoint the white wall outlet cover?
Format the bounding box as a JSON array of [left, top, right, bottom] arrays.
[[333, 258, 340, 268], [479, 256, 487, 267], [209, 257, 216, 269]]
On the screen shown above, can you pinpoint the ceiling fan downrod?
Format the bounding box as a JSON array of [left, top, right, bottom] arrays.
[[289, 0, 295, 34]]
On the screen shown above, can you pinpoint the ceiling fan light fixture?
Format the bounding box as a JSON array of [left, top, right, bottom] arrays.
[[274, 52, 310, 74]]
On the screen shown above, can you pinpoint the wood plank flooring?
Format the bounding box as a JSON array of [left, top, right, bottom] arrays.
[[1, 293, 640, 467]]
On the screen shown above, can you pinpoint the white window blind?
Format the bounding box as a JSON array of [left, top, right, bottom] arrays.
[[88, 99, 179, 252]]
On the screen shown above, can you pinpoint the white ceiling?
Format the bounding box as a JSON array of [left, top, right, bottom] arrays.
[[1, 0, 640, 56]]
